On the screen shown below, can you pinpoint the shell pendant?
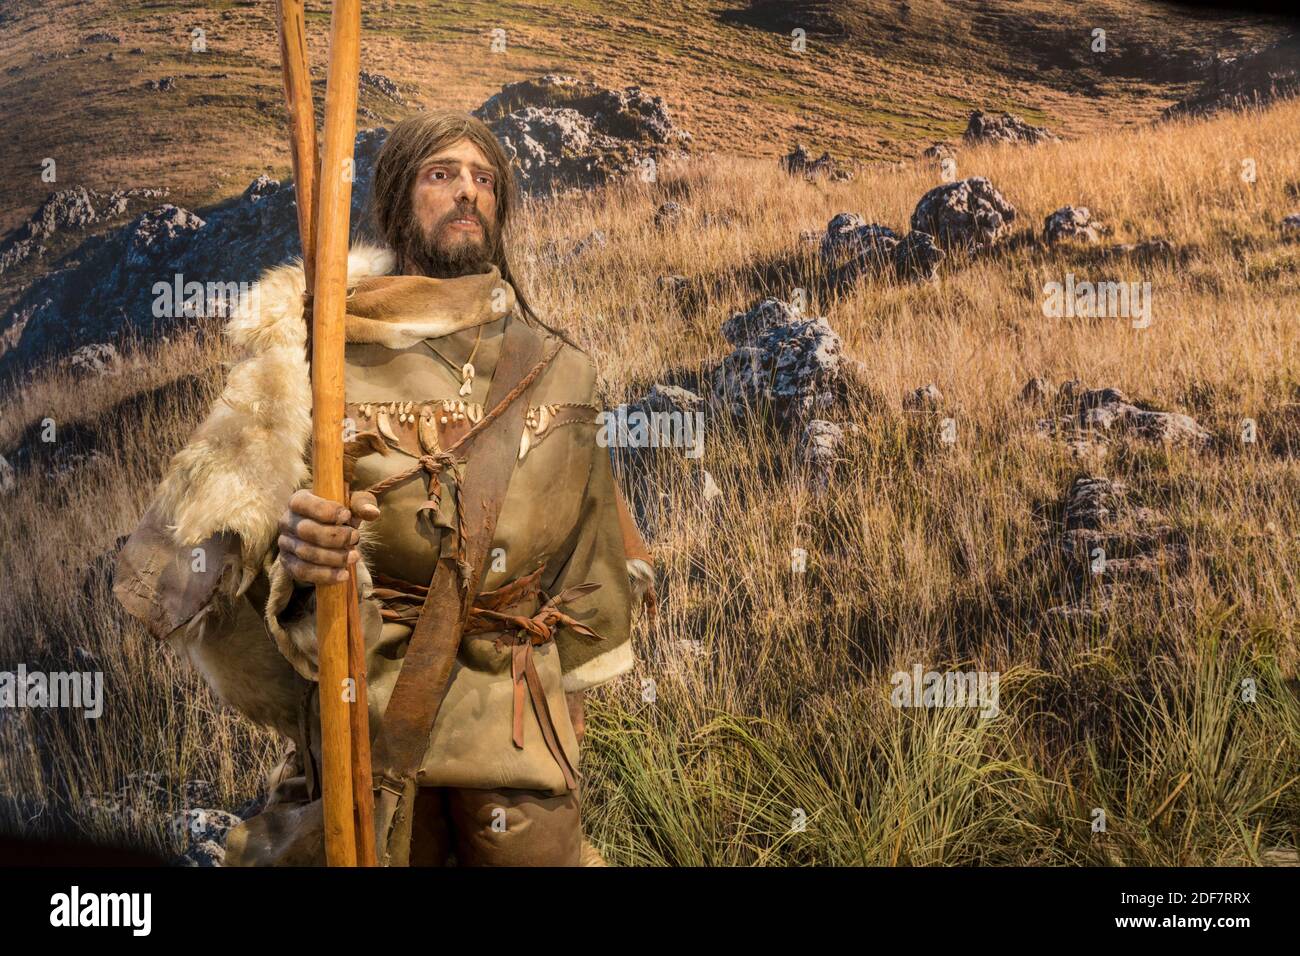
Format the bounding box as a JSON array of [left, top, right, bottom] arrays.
[[459, 363, 474, 397]]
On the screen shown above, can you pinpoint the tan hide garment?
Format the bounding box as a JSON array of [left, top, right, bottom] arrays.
[[115, 256, 653, 650]]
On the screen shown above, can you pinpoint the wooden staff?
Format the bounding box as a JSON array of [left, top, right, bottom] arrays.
[[347, 567, 377, 865], [276, 0, 369, 868], [313, 0, 363, 869]]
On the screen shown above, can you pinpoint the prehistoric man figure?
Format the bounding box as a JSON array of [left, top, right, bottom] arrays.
[[113, 111, 654, 866]]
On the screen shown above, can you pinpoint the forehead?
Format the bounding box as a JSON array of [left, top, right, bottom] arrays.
[[419, 137, 494, 171]]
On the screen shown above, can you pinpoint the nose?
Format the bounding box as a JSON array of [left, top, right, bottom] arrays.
[[453, 168, 478, 207]]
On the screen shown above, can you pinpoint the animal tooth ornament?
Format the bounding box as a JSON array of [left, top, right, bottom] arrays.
[[376, 409, 399, 445], [418, 410, 441, 454]]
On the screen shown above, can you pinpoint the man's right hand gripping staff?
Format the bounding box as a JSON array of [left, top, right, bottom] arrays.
[[277, 489, 381, 585]]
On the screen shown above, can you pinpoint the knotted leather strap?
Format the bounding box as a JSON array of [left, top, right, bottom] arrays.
[[489, 582, 604, 793], [367, 318, 558, 864], [371, 567, 604, 792]]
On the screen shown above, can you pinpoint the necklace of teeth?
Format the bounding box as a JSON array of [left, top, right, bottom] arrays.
[[354, 399, 591, 460], [356, 399, 484, 426]]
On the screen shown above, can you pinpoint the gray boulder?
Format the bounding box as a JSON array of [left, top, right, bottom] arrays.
[[473, 75, 691, 193], [169, 807, 241, 848], [720, 296, 803, 348], [177, 840, 227, 867], [910, 177, 1017, 251], [482, 106, 611, 194], [712, 298, 844, 427], [1040, 385, 1214, 449], [125, 205, 206, 270], [359, 70, 404, 104], [606, 383, 706, 473], [1043, 474, 1187, 621], [821, 214, 897, 270], [820, 214, 943, 282], [1077, 388, 1213, 447], [64, 343, 120, 377], [963, 111, 1058, 146], [83, 771, 245, 866], [1044, 206, 1103, 245], [781, 144, 853, 181], [0, 186, 166, 275]]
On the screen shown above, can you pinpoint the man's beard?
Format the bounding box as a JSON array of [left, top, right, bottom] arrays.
[[400, 203, 499, 279]]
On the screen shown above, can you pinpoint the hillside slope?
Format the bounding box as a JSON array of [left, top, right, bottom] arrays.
[[0, 0, 1292, 239]]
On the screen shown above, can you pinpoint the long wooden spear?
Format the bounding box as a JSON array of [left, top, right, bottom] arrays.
[[312, 0, 363, 868], [277, 0, 372, 867]]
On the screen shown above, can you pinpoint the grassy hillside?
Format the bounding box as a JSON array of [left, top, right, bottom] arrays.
[[0, 0, 1292, 240], [1, 92, 1296, 863]]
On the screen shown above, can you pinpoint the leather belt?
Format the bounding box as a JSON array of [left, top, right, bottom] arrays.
[[369, 566, 604, 791]]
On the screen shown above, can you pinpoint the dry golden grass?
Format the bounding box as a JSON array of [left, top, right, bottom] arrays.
[[1, 96, 1298, 863]]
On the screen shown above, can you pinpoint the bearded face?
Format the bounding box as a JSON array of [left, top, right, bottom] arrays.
[[400, 137, 502, 279], [401, 199, 499, 278]]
